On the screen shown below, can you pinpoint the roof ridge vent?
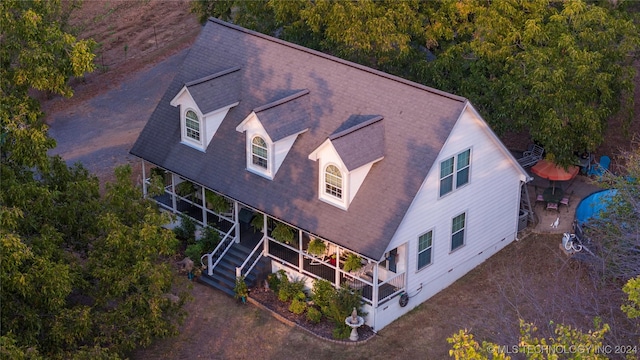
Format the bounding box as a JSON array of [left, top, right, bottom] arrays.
[[185, 66, 241, 87], [330, 115, 383, 140], [254, 89, 310, 113]]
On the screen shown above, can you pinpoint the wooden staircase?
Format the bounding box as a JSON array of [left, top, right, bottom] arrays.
[[197, 242, 269, 297]]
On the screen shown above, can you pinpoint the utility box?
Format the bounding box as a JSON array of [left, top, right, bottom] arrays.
[[518, 210, 529, 231]]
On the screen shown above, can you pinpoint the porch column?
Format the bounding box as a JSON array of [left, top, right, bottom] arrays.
[[201, 186, 207, 226], [233, 201, 240, 243], [372, 262, 379, 308], [263, 212, 269, 255], [171, 174, 177, 213], [334, 247, 341, 288], [298, 230, 303, 273], [141, 160, 147, 198]]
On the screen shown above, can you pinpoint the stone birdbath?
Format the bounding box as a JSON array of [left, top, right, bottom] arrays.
[[345, 307, 364, 341]]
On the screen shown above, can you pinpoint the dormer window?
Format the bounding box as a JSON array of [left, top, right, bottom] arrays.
[[252, 136, 268, 169], [185, 110, 201, 142], [236, 89, 311, 180], [309, 115, 384, 210], [170, 67, 241, 151], [325, 165, 343, 199]]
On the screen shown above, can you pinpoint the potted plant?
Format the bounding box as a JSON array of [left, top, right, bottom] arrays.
[[234, 276, 249, 304], [307, 238, 326, 258], [250, 213, 264, 233], [175, 180, 195, 198], [343, 253, 363, 273], [272, 222, 296, 246], [205, 189, 228, 213]]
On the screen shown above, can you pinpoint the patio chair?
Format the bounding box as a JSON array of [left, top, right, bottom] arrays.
[[546, 201, 559, 212], [534, 186, 545, 208], [559, 190, 574, 212], [587, 156, 610, 178]]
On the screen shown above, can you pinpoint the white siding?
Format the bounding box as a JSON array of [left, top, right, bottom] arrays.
[[372, 105, 526, 331]]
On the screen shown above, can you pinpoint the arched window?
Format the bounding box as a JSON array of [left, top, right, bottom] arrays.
[[185, 110, 200, 141], [324, 165, 342, 199], [252, 136, 268, 169]]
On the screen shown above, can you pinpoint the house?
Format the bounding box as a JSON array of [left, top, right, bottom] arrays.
[[130, 18, 531, 331]]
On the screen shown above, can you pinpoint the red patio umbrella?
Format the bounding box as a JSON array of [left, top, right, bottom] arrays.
[[531, 159, 579, 193]]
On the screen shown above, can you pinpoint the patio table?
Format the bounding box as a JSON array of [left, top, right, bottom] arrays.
[[543, 187, 564, 204]]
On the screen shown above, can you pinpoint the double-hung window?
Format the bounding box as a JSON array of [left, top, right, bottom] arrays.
[[185, 110, 201, 142], [439, 149, 471, 197], [417, 231, 433, 270], [252, 136, 268, 169], [325, 165, 342, 199], [451, 213, 466, 251]]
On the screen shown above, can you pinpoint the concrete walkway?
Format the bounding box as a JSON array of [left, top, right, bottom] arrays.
[[524, 171, 601, 235]]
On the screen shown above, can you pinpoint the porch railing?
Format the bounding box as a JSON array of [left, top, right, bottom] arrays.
[[201, 223, 237, 276], [340, 271, 374, 304], [236, 236, 265, 278], [377, 272, 405, 304]]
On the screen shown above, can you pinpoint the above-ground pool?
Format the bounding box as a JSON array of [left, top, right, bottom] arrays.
[[575, 189, 618, 226]]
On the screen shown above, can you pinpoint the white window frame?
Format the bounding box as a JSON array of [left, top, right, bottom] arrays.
[[246, 133, 273, 179], [251, 136, 268, 169], [324, 164, 343, 200], [181, 108, 204, 150], [417, 230, 433, 271], [439, 148, 471, 197], [450, 212, 466, 252]]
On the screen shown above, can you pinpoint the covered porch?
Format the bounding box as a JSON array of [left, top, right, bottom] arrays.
[[141, 161, 407, 308]]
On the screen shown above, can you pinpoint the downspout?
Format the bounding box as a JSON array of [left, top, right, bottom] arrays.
[[141, 160, 147, 198]]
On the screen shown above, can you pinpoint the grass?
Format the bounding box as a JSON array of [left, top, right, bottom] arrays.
[[132, 233, 636, 359]]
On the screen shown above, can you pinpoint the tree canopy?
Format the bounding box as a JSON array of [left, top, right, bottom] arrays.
[[1, 1, 186, 358], [192, 0, 640, 166]]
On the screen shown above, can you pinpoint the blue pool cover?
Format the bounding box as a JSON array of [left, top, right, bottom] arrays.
[[575, 189, 618, 225]]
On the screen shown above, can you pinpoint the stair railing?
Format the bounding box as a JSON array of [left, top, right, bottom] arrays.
[[201, 223, 237, 276], [236, 236, 265, 278]]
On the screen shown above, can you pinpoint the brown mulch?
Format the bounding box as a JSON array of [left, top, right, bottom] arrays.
[[248, 287, 375, 343]]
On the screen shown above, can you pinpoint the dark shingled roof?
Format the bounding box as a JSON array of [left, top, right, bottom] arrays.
[[130, 18, 467, 260], [186, 66, 241, 114], [330, 115, 385, 171], [254, 89, 311, 141]]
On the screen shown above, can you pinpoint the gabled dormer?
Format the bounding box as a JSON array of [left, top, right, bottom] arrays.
[[308, 115, 385, 210], [236, 89, 311, 179], [170, 67, 241, 151]]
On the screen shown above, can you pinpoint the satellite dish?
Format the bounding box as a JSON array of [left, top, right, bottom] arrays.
[[399, 293, 409, 307]]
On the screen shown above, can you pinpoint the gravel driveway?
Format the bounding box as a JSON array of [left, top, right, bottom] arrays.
[[47, 50, 188, 183]]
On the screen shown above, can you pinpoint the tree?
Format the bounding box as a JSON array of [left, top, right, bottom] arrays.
[[191, 0, 640, 166], [1, 0, 95, 170], [622, 276, 640, 320], [418, 0, 639, 166], [448, 319, 610, 360], [584, 139, 640, 280], [1, 1, 186, 358]]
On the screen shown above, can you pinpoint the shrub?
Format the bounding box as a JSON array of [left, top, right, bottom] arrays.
[[312, 279, 335, 314], [324, 285, 366, 339], [306, 306, 322, 323], [185, 243, 203, 262], [278, 276, 306, 303], [199, 226, 220, 252], [267, 272, 282, 293], [332, 325, 351, 340], [173, 215, 196, 245], [289, 297, 307, 315]]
